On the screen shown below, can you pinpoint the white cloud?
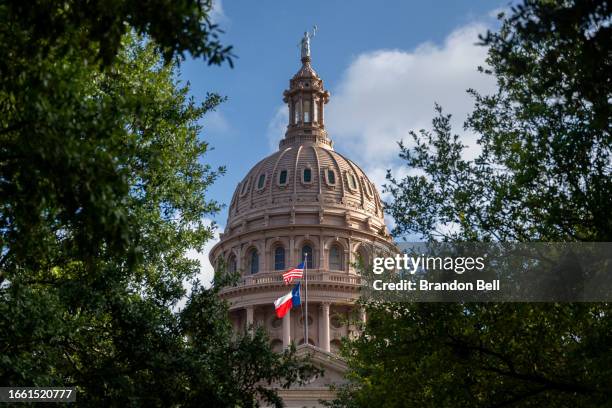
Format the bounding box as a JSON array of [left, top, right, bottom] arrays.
[[175, 220, 223, 311], [186, 221, 222, 288], [266, 105, 288, 152], [327, 21, 497, 198], [204, 110, 231, 134], [264, 19, 498, 234]]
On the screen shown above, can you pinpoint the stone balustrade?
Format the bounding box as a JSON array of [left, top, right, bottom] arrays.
[[220, 270, 361, 289]]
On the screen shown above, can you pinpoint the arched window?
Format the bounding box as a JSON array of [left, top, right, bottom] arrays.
[[303, 168, 312, 183], [329, 245, 342, 271], [302, 245, 314, 269], [228, 255, 237, 273], [274, 246, 285, 270], [250, 250, 259, 274]]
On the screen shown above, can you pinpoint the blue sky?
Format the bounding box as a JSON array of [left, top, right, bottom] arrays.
[[181, 0, 507, 282]]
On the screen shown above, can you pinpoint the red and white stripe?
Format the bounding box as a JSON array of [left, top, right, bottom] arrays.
[[282, 265, 304, 285]]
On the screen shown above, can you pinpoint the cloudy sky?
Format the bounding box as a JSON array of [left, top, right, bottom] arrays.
[[179, 0, 505, 285]]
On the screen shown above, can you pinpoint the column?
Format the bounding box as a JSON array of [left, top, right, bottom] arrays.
[[319, 99, 324, 126], [246, 306, 254, 333], [264, 249, 270, 273], [236, 247, 242, 270], [282, 309, 291, 348], [289, 236, 295, 266], [320, 302, 330, 352], [319, 236, 325, 271]]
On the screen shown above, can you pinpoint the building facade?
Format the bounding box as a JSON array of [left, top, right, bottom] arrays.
[[209, 35, 395, 406]]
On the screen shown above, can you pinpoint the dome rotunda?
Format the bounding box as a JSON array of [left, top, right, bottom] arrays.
[[225, 144, 387, 237]]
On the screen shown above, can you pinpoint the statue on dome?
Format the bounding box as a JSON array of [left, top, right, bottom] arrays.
[[300, 26, 317, 59]]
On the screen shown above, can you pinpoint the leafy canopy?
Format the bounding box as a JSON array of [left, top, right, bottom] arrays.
[[1, 3, 315, 406], [332, 1, 612, 407]]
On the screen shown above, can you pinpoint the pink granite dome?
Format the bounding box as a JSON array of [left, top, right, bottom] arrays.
[[221, 51, 389, 238], [226, 144, 386, 234]]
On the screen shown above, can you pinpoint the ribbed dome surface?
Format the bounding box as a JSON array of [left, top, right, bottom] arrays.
[[228, 144, 384, 222]]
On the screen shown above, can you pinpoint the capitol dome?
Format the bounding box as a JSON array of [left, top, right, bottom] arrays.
[[223, 50, 388, 238], [210, 36, 395, 405], [226, 144, 386, 236]]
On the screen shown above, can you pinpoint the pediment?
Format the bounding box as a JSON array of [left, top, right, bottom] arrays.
[[294, 345, 349, 387]]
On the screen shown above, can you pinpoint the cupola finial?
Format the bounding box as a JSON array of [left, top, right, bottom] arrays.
[[281, 27, 332, 150]]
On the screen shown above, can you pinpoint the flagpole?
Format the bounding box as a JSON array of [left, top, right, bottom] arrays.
[[304, 252, 308, 346], [300, 265, 305, 346]]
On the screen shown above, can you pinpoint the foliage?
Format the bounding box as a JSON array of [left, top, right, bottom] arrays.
[[385, 0, 611, 242], [0, 0, 234, 65], [0, 3, 314, 406], [332, 1, 612, 407], [328, 302, 612, 408]]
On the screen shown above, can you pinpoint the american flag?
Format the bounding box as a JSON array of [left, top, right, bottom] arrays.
[[282, 263, 304, 285]]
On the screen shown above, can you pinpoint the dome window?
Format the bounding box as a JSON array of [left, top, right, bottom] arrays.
[[257, 173, 266, 190], [274, 246, 285, 270], [363, 177, 374, 197], [325, 169, 336, 186], [278, 169, 288, 186], [239, 179, 250, 196], [346, 172, 358, 191], [303, 168, 312, 184]]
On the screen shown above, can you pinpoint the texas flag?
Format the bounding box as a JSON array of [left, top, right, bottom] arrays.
[[274, 282, 301, 318], [282, 263, 304, 285]]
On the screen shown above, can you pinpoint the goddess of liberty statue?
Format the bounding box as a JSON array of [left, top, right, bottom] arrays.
[[300, 26, 317, 59]]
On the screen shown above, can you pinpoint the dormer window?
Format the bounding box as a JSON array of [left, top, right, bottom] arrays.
[[325, 168, 336, 186], [346, 172, 358, 191], [278, 169, 288, 186], [364, 178, 374, 197], [257, 174, 266, 190], [240, 179, 250, 196], [303, 168, 312, 183]]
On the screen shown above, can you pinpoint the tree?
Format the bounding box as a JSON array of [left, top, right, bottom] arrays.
[[331, 1, 612, 406], [385, 0, 611, 242], [1, 3, 315, 405]]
